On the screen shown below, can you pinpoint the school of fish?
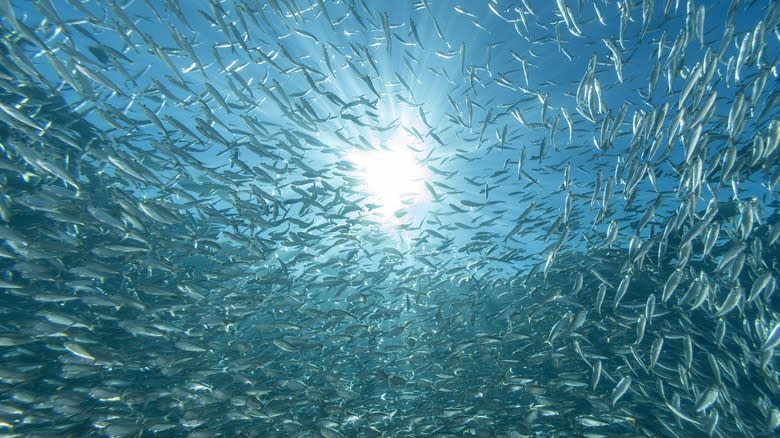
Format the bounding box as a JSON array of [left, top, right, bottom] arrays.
[[0, 0, 779, 436]]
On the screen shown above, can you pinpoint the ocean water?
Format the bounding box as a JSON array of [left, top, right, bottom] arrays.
[[0, 0, 778, 436]]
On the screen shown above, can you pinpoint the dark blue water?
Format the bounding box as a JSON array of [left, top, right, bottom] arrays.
[[0, 0, 778, 436]]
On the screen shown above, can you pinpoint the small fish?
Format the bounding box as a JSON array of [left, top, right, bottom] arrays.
[[695, 386, 720, 412], [64, 341, 95, 361], [611, 376, 632, 407]]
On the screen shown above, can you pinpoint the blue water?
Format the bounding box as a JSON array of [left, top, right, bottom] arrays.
[[0, 0, 778, 436]]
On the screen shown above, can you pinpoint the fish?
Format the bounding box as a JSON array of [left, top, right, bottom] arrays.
[[613, 274, 630, 308], [611, 376, 632, 407], [694, 386, 720, 412], [0, 2, 776, 437]]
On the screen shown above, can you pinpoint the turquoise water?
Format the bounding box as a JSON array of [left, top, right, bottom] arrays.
[[0, 0, 778, 436]]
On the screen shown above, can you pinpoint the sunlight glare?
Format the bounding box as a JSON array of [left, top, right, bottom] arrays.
[[349, 129, 429, 223]]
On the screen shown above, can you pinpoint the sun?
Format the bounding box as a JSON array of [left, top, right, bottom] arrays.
[[349, 128, 430, 224]]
